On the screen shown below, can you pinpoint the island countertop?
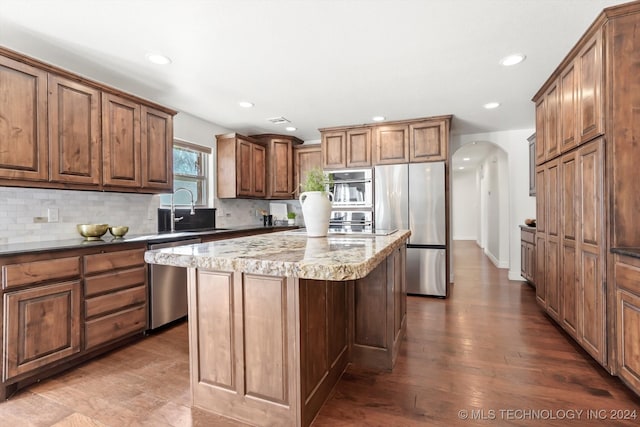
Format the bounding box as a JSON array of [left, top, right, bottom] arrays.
[[144, 229, 411, 281]]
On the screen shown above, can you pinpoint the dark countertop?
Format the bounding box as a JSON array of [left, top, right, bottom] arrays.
[[0, 225, 297, 257], [611, 247, 640, 259]]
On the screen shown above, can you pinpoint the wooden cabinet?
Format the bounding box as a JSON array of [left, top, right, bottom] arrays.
[[102, 93, 141, 189], [560, 61, 578, 153], [520, 227, 535, 284], [216, 133, 266, 198], [545, 79, 561, 162], [408, 119, 448, 162], [374, 124, 409, 165], [535, 165, 546, 306], [614, 254, 640, 394], [3, 281, 81, 381], [321, 128, 372, 169], [251, 134, 303, 199], [528, 133, 536, 196], [0, 242, 148, 397], [83, 248, 147, 350], [559, 151, 578, 337], [544, 158, 560, 320], [0, 46, 176, 193], [294, 145, 322, 198], [141, 106, 173, 191], [535, 99, 546, 165], [577, 31, 603, 144], [0, 54, 48, 182], [48, 74, 101, 186]]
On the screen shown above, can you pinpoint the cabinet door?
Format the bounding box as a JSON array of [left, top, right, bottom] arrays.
[[269, 138, 293, 198], [237, 139, 253, 196], [578, 31, 603, 144], [560, 61, 578, 153], [577, 138, 606, 364], [617, 290, 640, 393], [141, 106, 173, 191], [535, 98, 546, 165], [560, 151, 578, 337], [48, 75, 101, 186], [322, 131, 346, 169], [3, 281, 81, 380], [0, 55, 48, 181], [545, 159, 560, 319], [374, 124, 409, 165], [294, 145, 322, 198], [528, 134, 536, 196], [545, 80, 560, 161], [409, 120, 447, 162], [252, 143, 266, 197], [102, 93, 141, 188], [346, 128, 371, 167]]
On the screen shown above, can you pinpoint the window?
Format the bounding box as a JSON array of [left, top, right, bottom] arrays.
[[160, 140, 211, 206]]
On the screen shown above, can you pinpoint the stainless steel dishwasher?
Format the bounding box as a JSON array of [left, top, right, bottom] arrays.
[[148, 238, 201, 329]]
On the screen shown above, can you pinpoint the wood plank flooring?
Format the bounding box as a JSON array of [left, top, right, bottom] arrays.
[[1, 240, 639, 426]]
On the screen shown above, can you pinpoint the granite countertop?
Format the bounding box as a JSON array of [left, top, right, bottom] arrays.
[[145, 229, 412, 281], [0, 225, 296, 256], [611, 247, 640, 259]]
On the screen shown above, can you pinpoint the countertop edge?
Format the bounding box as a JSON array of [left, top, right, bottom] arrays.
[[611, 247, 640, 259]]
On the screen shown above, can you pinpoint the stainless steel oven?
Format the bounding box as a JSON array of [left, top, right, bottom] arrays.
[[326, 169, 373, 230]]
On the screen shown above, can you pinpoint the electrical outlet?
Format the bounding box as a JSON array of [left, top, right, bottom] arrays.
[[47, 208, 59, 222], [33, 216, 47, 223]]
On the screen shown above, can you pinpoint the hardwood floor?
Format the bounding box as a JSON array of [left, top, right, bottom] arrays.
[[1, 240, 638, 426]]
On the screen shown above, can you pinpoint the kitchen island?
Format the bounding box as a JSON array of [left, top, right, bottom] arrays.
[[144, 229, 410, 427]]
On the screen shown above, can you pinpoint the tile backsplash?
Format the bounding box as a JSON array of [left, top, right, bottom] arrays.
[[0, 187, 159, 244]]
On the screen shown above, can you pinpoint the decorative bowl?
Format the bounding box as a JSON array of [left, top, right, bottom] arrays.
[[109, 225, 129, 238], [77, 224, 109, 240]]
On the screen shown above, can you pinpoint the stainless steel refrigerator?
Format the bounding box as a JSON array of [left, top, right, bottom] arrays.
[[374, 162, 447, 297]]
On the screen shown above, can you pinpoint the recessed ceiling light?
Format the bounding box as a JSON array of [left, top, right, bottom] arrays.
[[463, 157, 470, 161], [459, 166, 465, 170], [372, 116, 385, 122], [483, 102, 500, 109], [499, 53, 526, 66], [146, 53, 172, 65], [285, 126, 297, 132], [238, 101, 254, 108]]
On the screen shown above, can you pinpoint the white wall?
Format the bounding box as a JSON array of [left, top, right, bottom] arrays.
[[452, 129, 536, 281], [452, 169, 478, 240]]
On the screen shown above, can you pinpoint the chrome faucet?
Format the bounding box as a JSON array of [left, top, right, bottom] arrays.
[[170, 188, 196, 232]]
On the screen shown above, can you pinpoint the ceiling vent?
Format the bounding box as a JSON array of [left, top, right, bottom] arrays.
[[267, 116, 290, 124]]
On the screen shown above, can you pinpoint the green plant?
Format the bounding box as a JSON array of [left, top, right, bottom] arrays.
[[301, 167, 331, 192], [287, 212, 296, 219]]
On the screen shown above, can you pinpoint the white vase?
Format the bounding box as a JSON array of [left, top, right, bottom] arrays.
[[299, 191, 333, 237]]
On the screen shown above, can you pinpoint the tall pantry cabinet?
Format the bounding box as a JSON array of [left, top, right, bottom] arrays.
[[532, 1, 640, 395]]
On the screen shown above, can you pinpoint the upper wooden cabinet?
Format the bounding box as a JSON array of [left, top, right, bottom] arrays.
[[0, 46, 176, 193], [48, 75, 101, 186], [294, 145, 322, 198], [577, 31, 603, 144], [216, 133, 266, 198], [0, 55, 48, 182], [560, 61, 578, 153], [141, 106, 173, 191], [251, 134, 303, 199], [321, 116, 451, 169]]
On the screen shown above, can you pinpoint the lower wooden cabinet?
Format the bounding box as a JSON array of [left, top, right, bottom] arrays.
[[614, 254, 640, 395], [520, 226, 536, 284], [3, 280, 81, 381]]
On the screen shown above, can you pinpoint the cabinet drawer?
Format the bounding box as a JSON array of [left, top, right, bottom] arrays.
[[85, 285, 146, 319], [84, 248, 145, 275], [2, 256, 81, 289], [85, 305, 146, 350], [84, 266, 146, 297], [615, 255, 640, 296], [521, 229, 536, 244]]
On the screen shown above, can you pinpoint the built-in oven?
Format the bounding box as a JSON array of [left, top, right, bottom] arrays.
[[325, 169, 373, 231]]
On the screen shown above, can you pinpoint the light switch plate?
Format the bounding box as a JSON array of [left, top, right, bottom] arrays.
[[47, 208, 59, 222]]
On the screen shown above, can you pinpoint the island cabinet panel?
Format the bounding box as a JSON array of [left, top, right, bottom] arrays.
[[3, 280, 81, 381], [354, 261, 387, 348], [243, 274, 289, 404], [0, 55, 48, 181], [192, 271, 235, 390], [102, 93, 141, 188], [48, 74, 101, 186]]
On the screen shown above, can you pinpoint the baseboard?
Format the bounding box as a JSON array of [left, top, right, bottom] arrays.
[[453, 236, 477, 241], [485, 249, 500, 268]]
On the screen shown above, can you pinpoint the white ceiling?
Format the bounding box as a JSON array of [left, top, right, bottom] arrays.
[[0, 0, 623, 142]]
